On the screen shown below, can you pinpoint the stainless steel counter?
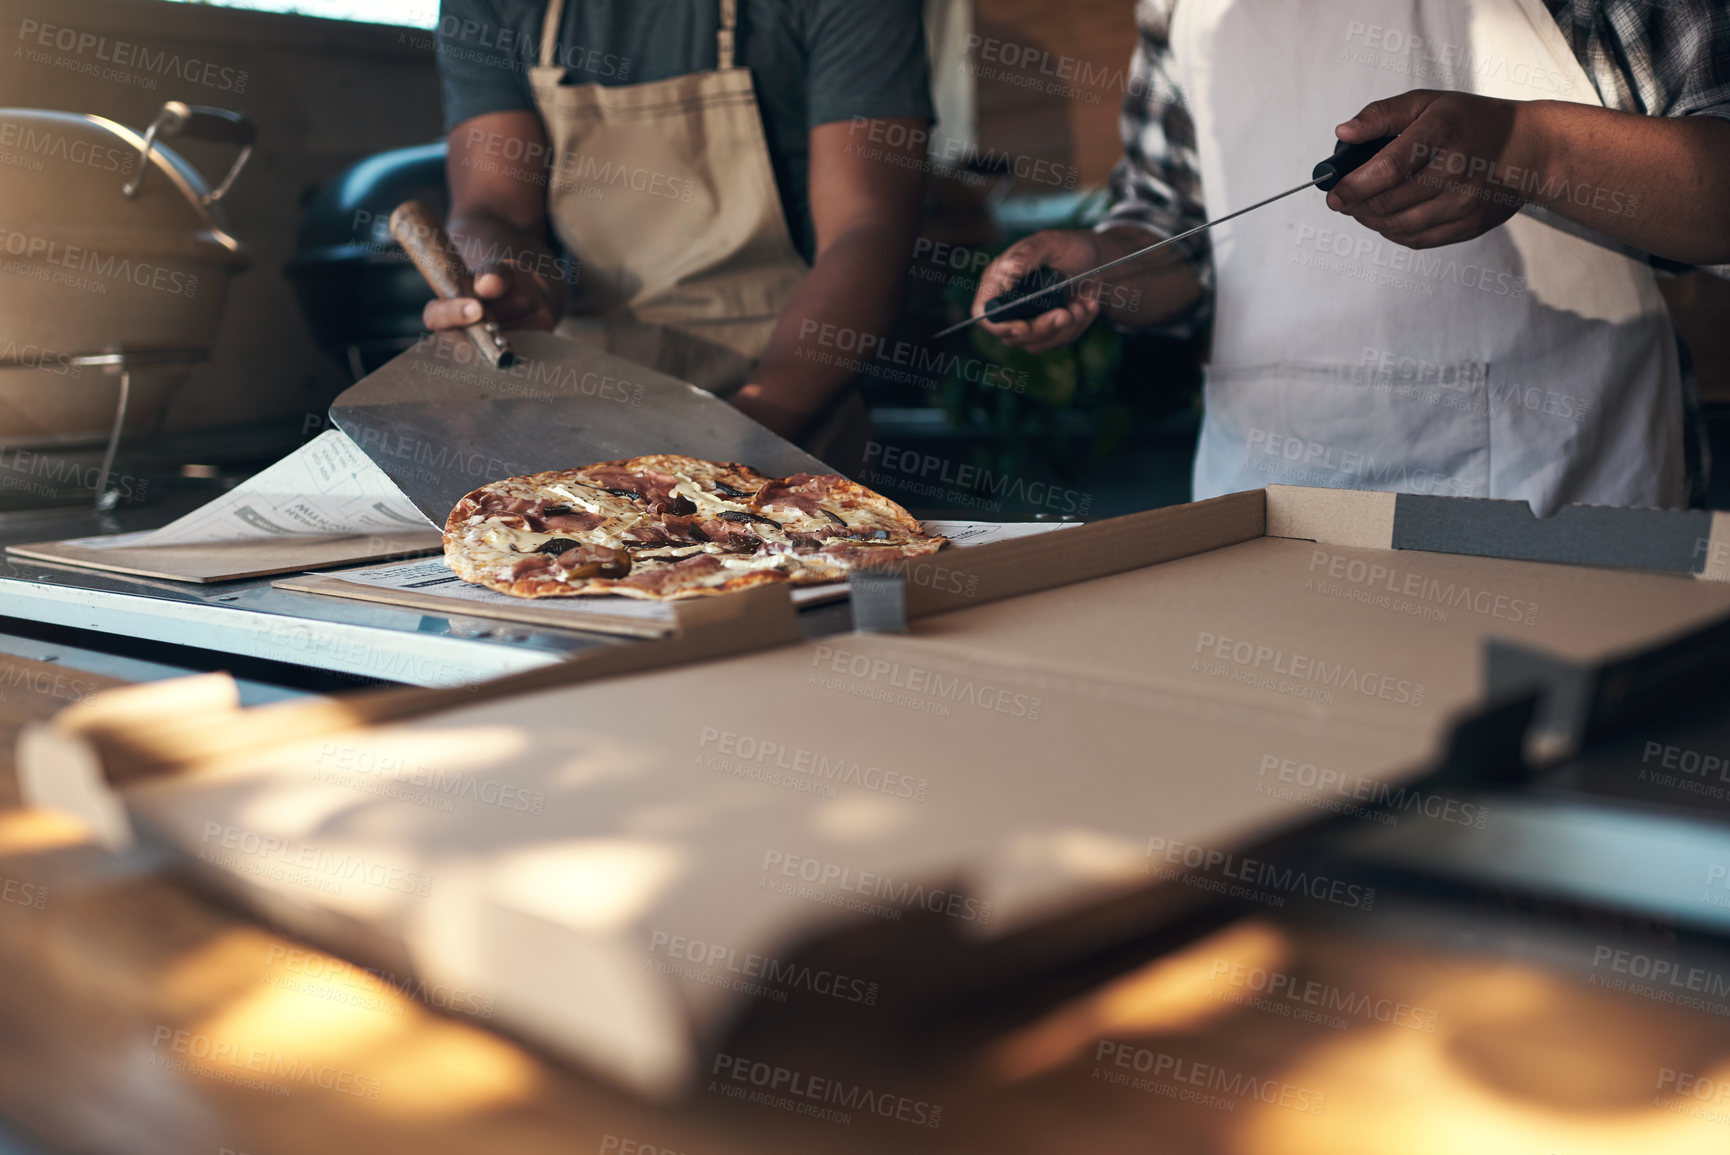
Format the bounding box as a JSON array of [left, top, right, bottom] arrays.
[[0, 492, 855, 689], [0, 496, 616, 687]]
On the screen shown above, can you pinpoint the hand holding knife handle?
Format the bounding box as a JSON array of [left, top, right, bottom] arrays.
[[1312, 135, 1399, 191], [389, 200, 517, 370], [984, 266, 1071, 324], [941, 135, 1401, 338]]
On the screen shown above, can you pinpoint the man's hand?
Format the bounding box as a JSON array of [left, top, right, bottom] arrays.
[[1328, 90, 1528, 249], [972, 230, 1104, 354], [420, 260, 562, 333]]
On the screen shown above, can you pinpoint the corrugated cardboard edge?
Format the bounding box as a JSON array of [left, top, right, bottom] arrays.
[[1264, 486, 1396, 549], [894, 489, 1267, 621], [18, 582, 804, 788]]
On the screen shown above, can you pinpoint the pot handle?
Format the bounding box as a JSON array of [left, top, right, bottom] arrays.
[[121, 102, 257, 205]]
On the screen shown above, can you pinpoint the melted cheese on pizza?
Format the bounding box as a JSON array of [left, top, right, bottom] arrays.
[[443, 456, 945, 600]]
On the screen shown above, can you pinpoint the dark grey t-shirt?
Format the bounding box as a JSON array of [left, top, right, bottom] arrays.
[[436, 0, 934, 260]]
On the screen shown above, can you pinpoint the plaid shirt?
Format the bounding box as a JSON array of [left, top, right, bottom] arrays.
[[1100, 0, 1730, 318]]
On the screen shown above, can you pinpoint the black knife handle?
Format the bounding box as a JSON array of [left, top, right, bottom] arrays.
[[984, 265, 1069, 323], [1313, 135, 1399, 192]]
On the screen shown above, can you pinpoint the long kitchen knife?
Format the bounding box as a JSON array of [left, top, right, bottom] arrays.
[[937, 135, 1397, 337]]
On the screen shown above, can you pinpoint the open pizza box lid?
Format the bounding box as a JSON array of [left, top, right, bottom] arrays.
[[20, 485, 1730, 1100]]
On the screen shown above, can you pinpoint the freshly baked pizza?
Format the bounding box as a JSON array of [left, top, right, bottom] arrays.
[[443, 454, 946, 600]]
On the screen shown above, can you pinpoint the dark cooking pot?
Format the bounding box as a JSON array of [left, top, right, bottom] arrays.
[[287, 142, 449, 377], [0, 102, 254, 447]]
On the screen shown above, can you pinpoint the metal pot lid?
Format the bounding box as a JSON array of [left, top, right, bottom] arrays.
[[0, 108, 249, 269]]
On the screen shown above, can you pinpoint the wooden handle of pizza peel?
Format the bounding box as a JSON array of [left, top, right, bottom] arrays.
[[390, 200, 517, 369]]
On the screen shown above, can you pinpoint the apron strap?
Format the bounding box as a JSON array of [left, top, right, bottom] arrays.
[[539, 0, 566, 70], [540, 0, 736, 73], [717, 0, 738, 71]]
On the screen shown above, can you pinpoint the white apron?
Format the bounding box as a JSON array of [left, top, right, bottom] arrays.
[[1168, 0, 1683, 515]]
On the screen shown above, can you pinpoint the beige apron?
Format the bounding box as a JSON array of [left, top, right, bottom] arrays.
[[528, 0, 868, 469]]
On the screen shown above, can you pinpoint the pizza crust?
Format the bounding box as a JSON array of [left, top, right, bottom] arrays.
[[443, 455, 945, 601]]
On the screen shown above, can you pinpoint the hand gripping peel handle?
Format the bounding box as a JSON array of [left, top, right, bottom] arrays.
[[390, 200, 518, 370]]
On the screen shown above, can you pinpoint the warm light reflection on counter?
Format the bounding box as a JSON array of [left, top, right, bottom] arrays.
[[981, 917, 1730, 1153], [159, 928, 544, 1119]]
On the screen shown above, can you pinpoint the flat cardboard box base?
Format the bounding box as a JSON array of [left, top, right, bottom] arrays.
[[24, 485, 1730, 1101]]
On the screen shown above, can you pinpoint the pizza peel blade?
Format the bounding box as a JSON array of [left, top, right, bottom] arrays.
[[329, 329, 832, 524]]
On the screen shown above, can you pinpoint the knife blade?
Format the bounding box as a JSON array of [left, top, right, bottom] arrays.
[[936, 135, 1398, 338]]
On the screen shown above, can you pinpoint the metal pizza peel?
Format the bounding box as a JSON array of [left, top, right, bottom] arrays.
[[328, 328, 831, 525], [327, 204, 829, 524]]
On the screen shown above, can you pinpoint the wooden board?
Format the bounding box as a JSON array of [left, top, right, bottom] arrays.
[[265, 519, 1056, 640], [273, 565, 846, 640], [7, 532, 443, 584]]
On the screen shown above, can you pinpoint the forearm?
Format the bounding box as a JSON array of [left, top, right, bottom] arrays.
[[1512, 102, 1730, 264], [1093, 225, 1204, 327], [446, 205, 540, 261], [742, 224, 908, 425], [445, 208, 566, 306]]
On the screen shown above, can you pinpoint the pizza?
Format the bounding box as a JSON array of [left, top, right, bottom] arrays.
[[443, 454, 946, 600]]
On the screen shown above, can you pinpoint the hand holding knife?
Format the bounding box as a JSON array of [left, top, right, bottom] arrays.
[[940, 135, 1398, 338]]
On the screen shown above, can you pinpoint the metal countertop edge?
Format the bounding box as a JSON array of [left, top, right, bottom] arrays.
[[0, 575, 564, 688]]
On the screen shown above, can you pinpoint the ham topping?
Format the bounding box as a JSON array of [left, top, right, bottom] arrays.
[[616, 553, 723, 593], [696, 518, 767, 552], [532, 509, 606, 533], [751, 473, 831, 516], [585, 467, 677, 504]]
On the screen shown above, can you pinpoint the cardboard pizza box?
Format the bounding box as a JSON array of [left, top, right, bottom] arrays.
[[19, 485, 1730, 1101]]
